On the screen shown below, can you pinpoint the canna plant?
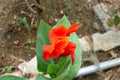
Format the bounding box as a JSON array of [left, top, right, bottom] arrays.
[[0, 15, 82, 80]]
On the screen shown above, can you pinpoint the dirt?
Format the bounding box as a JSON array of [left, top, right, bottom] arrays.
[[0, 0, 120, 80], [0, 0, 36, 68]]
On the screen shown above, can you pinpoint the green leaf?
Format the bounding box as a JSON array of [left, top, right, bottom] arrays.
[[64, 33, 82, 80], [36, 74, 50, 80], [47, 57, 67, 78], [5, 66, 14, 73], [56, 57, 68, 76], [36, 20, 52, 73], [106, 18, 114, 27], [36, 16, 82, 79], [16, 16, 30, 30], [113, 15, 120, 25], [54, 15, 82, 80], [52, 61, 71, 80], [54, 16, 70, 28], [110, 10, 117, 18], [52, 72, 67, 80], [47, 63, 58, 78], [0, 75, 28, 80]]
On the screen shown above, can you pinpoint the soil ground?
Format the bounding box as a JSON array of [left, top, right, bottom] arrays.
[[0, 0, 120, 80]]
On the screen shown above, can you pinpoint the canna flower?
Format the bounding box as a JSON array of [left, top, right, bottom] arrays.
[[42, 23, 78, 64]]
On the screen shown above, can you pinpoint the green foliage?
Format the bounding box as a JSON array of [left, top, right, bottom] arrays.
[[52, 60, 71, 80], [36, 16, 82, 80], [24, 39, 35, 54], [16, 16, 31, 30], [110, 10, 117, 18], [0, 75, 28, 80], [4, 66, 14, 73], [106, 18, 114, 27], [113, 15, 120, 25], [16, 16, 36, 30], [65, 0, 74, 17], [36, 74, 50, 80], [1, 15, 82, 80], [47, 63, 58, 78], [24, 45, 30, 54], [52, 72, 68, 80], [108, 10, 120, 27], [36, 20, 52, 73], [47, 57, 68, 78], [25, 39, 35, 45], [54, 16, 82, 80]]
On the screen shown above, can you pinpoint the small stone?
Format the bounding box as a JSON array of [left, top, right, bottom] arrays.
[[18, 28, 21, 31], [13, 15, 17, 20], [87, 0, 91, 2], [60, 10, 64, 14], [0, 27, 2, 31], [7, 35, 11, 39], [1, 44, 5, 48], [20, 10, 26, 14], [54, 18, 58, 22], [92, 22, 100, 31], [14, 40, 20, 45]]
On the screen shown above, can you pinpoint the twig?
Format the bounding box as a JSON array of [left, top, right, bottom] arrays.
[[84, 36, 103, 74], [33, 0, 43, 10], [24, 0, 36, 13]]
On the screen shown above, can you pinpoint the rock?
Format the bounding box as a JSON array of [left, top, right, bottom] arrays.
[[92, 3, 115, 31]]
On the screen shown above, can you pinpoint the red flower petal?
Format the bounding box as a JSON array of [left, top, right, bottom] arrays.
[[49, 25, 67, 42], [70, 52, 75, 64], [54, 38, 68, 57], [66, 23, 78, 36], [62, 42, 76, 64], [43, 38, 68, 60], [43, 42, 55, 53], [42, 51, 53, 61]]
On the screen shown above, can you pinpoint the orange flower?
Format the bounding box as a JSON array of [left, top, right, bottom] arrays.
[[42, 23, 78, 64]]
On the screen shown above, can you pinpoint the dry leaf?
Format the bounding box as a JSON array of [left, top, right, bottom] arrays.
[[109, 50, 117, 58]]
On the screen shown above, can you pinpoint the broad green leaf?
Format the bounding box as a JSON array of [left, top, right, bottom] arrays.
[[47, 63, 58, 78], [54, 15, 82, 80], [56, 57, 68, 76], [54, 16, 70, 28], [65, 33, 82, 80], [52, 61, 71, 80], [36, 20, 52, 72], [36, 74, 50, 80], [52, 61, 70, 80], [0, 75, 28, 80]]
